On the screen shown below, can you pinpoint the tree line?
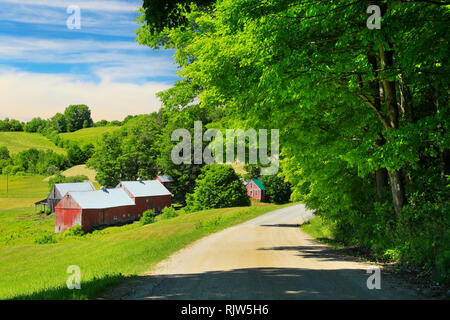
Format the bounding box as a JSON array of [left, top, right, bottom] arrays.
[[133, 0, 449, 283]]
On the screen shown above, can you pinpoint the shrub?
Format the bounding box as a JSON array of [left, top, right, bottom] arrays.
[[63, 225, 85, 237], [161, 206, 179, 220], [140, 210, 156, 225], [34, 233, 57, 244], [262, 175, 292, 204], [186, 164, 250, 212]]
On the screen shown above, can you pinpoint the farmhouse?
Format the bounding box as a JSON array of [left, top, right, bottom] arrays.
[[117, 179, 172, 214], [47, 182, 95, 213], [246, 179, 267, 202], [154, 175, 174, 190], [54, 188, 136, 233]]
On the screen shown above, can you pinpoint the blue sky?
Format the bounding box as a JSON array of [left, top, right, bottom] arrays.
[[0, 0, 180, 121]]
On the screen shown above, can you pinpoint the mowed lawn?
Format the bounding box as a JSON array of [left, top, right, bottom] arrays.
[[0, 202, 292, 300], [59, 126, 120, 146], [0, 132, 65, 155]]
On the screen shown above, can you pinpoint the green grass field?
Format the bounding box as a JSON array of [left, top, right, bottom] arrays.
[[0, 174, 49, 205], [0, 169, 290, 300], [59, 126, 120, 146], [0, 203, 290, 300], [0, 132, 65, 155]]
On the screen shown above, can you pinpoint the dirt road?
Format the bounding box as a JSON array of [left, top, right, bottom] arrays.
[[104, 204, 422, 300]]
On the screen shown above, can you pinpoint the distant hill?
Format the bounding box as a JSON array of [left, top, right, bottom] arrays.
[[59, 126, 120, 146], [0, 132, 65, 155], [44, 164, 99, 188]]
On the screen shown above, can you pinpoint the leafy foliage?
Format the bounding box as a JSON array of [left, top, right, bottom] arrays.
[[161, 206, 179, 219], [186, 164, 250, 212], [262, 175, 292, 204], [137, 0, 450, 282], [64, 105, 93, 132], [140, 210, 156, 225]]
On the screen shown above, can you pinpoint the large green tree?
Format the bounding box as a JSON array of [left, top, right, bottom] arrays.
[[64, 104, 93, 132], [88, 114, 161, 187], [186, 164, 250, 211], [137, 0, 450, 279]]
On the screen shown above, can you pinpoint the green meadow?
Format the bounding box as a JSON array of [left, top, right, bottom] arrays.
[[0, 162, 290, 300], [0, 132, 65, 155], [0, 203, 290, 300], [59, 126, 120, 146]]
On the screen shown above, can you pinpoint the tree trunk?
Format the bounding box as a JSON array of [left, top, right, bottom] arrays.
[[388, 170, 406, 216], [398, 74, 414, 123], [376, 168, 389, 199], [377, 25, 407, 214], [367, 55, 389, 200]]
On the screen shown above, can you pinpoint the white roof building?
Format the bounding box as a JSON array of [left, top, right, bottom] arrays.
[[117, 180, 171, 198], [67, 188, 135, 209]]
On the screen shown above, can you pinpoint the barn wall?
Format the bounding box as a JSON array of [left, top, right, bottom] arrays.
[[82, 205, 138, 232], [134, 195, 171, 214], [55, 195, 82, 233]]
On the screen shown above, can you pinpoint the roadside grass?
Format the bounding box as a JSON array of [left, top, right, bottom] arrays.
[[59, 126, 120, 146], [0, 132, 65, 155], [300, 216, 346, 249], [0, 202, 292, 300]]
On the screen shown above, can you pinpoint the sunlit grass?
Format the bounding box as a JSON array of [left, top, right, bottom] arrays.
[[59, 126, 120, 146], [0, 132, 65, 155], [0, 202, 292, 299]]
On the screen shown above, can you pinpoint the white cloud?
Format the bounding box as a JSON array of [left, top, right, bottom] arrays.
[[0, 35, 178, 82], [0, 0, 142, 37], [1, 0, 140, 12], [0, 69, 172, 122]]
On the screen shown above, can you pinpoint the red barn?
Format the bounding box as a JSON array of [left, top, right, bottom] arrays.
[[54, 188, 136, 233], [154, 175, 174, 190], [117, 179, 172, 214], [246, 179, 267, 202]]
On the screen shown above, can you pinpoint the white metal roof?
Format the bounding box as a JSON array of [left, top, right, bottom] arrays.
[[68, 188, 135, 209], [156, 175, 174, 183], [55, 182, 95, 196], [118, 180, 171, 197]]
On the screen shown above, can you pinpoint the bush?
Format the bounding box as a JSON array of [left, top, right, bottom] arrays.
[[140, 210, 156, 225], [62, 225, 84, 237], [161, 206, 179, 220], [186, 164, 250, 212], [262, 175, 292, 204], [34, 233, 57, 244]]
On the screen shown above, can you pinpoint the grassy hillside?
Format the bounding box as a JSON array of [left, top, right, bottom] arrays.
[[0, 174, 49, 208], [0, 132, 65, 155], [0, 202, 291, 300], [59, 126, 120, 146], [44, 165, 99, 187]]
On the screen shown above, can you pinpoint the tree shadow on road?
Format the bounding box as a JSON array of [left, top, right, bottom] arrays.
[[102, 267, 420, 300]]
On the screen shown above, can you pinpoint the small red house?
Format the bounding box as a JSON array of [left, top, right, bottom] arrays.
[[55, 188, 136, 233], [117, 179, 172, 214], [246, 179, 267, 202], [154, 175, 174, 190]]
